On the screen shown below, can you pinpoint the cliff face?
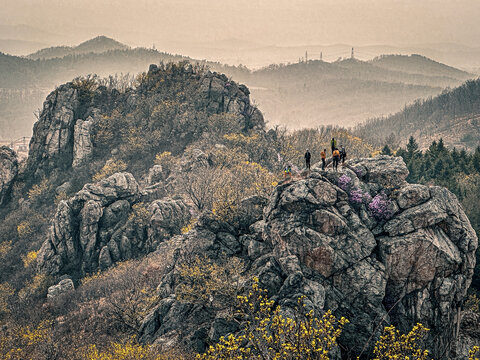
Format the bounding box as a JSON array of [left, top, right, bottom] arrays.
[[134, 156, 476, 359], [0, 146, 18, 207]]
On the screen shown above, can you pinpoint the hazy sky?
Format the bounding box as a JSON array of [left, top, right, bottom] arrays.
[[2, 0, 480, 47]]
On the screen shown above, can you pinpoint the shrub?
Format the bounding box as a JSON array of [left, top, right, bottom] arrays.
[[27, 178, 49, 200], [372, 323, 430, 360], [176, 256, 245, 311], [17, 274, 52, 301], [0, 320, 57, 360], [198, 277, 349, 360], [17, 221, 34, 239], [470, 346, 479, 360], [368, 191, 395, 220], [465, 293, 480, 313], [93, 159, 128, 182], [22, 251, 38, 268], [128, 202, 151, 226], [337, 174, 352, 191]]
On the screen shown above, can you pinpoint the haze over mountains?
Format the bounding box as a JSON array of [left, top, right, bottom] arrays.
[[0, 35, 478, 143]]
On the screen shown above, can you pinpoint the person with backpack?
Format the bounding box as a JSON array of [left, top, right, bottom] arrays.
[[340, 146, 346, 164], [331, 138, 336, 154], [320, 148, 327, 170], [284, 165, 292, 180], [332, 148, 340, 171], [304, 149, 311, 171]]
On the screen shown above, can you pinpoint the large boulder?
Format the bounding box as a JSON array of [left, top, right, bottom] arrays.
[[0, 146, 18, 206], [138, 156, 477, 359], [37, 172, 191, 277], [47, 278, 75, 299]]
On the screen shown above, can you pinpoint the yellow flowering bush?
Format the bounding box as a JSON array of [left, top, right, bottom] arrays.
[[469, 346, 479, 360], [372, 323, 430, 360], [181, 218, 198, 234], [211, 160, 277, 223], [27, 178, 49, 200], [0, 241, 12, 260], [128, 202, 151, 226], [0, 320, 56, 360], [17, 221, 33, 239], [93, 159, 128, 182], [21, 251, 38, 268], [198, 277, 349, 360]]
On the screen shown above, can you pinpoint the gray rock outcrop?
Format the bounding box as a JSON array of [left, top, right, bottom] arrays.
[[0, 146, 18, 206], [72, 117, 93, 168], [138, 156, 477, 359], [37, 172, 191, 277], [47, 278, 75, 299]]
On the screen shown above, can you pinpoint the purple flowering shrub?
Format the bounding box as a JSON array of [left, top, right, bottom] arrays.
[[348, 187, 373, 206], [337, 175, 352, 191], [368, 191, 395, 220], [349, 188, 364, 204]]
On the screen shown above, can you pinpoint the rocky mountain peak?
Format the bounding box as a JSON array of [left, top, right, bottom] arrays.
[[132, 156, 476, 358], [25, 63, 264, 178]]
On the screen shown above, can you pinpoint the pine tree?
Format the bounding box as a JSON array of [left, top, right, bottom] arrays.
[[381, 145, 392, 156], [406, 136, 420, 161]]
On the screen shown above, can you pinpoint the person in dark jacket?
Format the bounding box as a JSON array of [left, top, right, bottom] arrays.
[[340, 146, 347, 164], [305, 149, 311, 171], [331, 138, 336, 154]]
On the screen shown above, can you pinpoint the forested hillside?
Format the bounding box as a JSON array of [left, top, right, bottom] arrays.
[[357, 78, 480, 150]]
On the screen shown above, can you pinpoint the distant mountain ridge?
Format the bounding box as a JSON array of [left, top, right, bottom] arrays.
[[370, 54, 471, 79], [27, 36, 129, 60], [233, 55, 474, 129], [0, 35, 477, 138]]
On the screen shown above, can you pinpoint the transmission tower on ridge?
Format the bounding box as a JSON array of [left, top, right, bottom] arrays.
[[320, 51, 323, 61], [351, 47, 355, 59], [305, 51, 308, 63]]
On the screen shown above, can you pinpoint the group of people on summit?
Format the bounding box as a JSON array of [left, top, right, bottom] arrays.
[[285, 138, 346, 179]]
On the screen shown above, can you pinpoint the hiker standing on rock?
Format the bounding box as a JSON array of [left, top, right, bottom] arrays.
[[321, 149, 327, 170], [340, 145, 347, 165], [304, 149, 311, 171], [284, 165, 292, 180], [333, 148, 340, 171], [331, 138, 336, 154]]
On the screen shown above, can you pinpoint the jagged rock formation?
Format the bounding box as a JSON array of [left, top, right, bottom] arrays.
[[26, 64, 263, 178], [0, 146, 18, 207], [138, 156, 477, 359], [37, 172, 191, 277]]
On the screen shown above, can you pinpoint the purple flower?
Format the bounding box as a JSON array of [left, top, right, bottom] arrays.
[[368, 192, 394, 220], [337, 174, 352, 191], [349, 188, 364, 204]]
